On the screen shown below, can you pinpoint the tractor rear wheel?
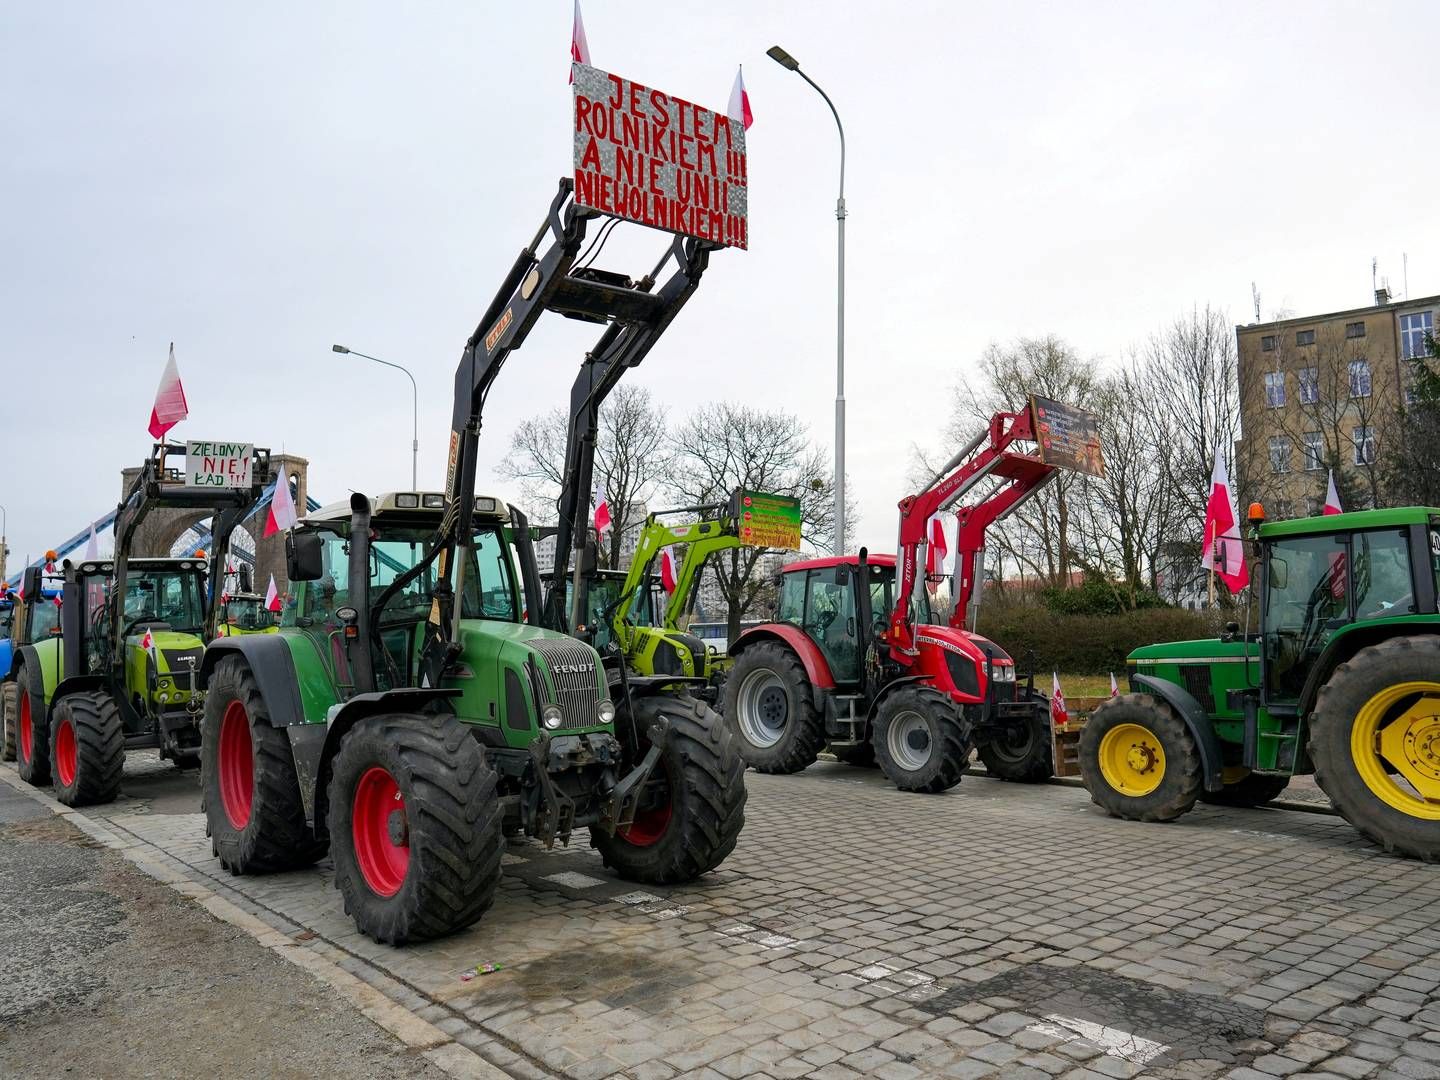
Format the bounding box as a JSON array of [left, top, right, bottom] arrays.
[[15, 663, 51, 787], [327, 712, 502, 944], [592, 693, 746, 882], [1309, 636, 1440, 862], [50, 692, 125, 807], [723, 642, 825, 774], [872, 685, 972, 793], [977, 692, 1054, 782], [829, 741, 877, 768], [1079, 694, 1201, 822], [1199, 769, 1290, 807], [202, 656, 327, 873], [2, 681, 16, 761]]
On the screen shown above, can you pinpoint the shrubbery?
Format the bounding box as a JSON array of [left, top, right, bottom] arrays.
[[973, 603, 1220, 675], [1037, 576, 1168, 616]]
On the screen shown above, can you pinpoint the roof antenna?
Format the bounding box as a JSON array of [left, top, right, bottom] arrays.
[[1403, 252, 1409, 300], [1372, 256, 1378, 294], [1251, 282, 1261, 322]]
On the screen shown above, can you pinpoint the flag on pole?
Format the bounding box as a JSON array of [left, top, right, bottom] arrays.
[[593, 487, 613, 541], [1109, 671, 1120, 698], [264, 574, 282, 613], [85, 521, 99, 560], [264, 472, 298, 537], [728, 65, 754, 130], [140, 629, 155, 650], [1201, 449, 1249, 593], [1051, 672, 1069, 727], [569, 0, 590, 81], [1323, 470, 1343, 515], [659, 545, 680, 594], [925, 515, 949, 594], [147, 343, 189, 440]]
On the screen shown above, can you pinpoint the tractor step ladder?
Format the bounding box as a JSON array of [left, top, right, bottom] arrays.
[[833, 693, 866, 740]]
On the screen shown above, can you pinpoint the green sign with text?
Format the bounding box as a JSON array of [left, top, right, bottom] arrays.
[[732, 489, 802, 550]]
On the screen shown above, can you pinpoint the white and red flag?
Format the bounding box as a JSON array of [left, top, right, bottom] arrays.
[[147, 343, 189, 441], [1201, 449, 1249, 592], [593, 487, 613, 541], [1323, 470, 1343, 516], [264, 472, 298, 538], [140, 629, 154, 650], [728, 65, 753, 131], [925, 514, 949, 594], [85, 521, 99, 560], [569, 0, 590, 81], [264, 574, 282, 613], [1051, 672, 1069, 727], [659, 545, 680, 594], [1109, 671, 1119, 698]]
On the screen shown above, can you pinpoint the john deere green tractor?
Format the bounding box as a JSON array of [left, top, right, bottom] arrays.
[[1080, 505, 1440, 860]]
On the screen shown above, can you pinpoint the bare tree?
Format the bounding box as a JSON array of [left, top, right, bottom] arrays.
[[1382, 332, 1440, 505]]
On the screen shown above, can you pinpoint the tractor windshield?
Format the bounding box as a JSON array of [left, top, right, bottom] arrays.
[[28, 596, 61, 641], [123, 570, 205, 635], [0, 604, 12, 639], [223, 595, 271, 630], [1265, 534, 1348, 700]]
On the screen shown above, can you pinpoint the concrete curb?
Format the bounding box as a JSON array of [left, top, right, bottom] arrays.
[[0, 766, 510, 1080]]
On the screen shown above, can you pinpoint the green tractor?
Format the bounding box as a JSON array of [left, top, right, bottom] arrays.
[[2, 566, 64, 762], [9, 444, 268, 804], [1080, 505, 1440, 860], [197, 182, 745, 945]]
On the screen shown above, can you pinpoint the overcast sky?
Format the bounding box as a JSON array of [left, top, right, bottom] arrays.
[[3, 1, 1437, 568]]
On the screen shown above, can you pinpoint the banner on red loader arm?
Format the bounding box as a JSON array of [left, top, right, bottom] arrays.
[[572, 62, 748, 249], [1029, 396, 1105, 477]]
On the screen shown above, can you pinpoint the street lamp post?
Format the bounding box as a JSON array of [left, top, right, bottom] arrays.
[[0, 502, 7, 583], [332, 345, 419, 490], [768, 44, 847, 554]]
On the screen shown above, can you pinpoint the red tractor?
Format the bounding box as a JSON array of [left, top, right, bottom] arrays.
[[723, 404, 1088, 792]]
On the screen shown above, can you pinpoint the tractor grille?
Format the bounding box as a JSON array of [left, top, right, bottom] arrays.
[[531, 637, 601, 728], [1179, 664, 1216, 712], [160, 647, 203, 674]]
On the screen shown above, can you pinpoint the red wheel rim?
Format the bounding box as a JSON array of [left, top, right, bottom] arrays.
[[18, 691, 32, 763], [617, 764, 673, 848], [218, 700, 254, 830], [55, 717, 77, 788], [352, 766, 408, 897]]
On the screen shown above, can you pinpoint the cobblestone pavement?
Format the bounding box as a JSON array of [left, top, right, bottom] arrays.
[[6, 753, 1439, 1080]]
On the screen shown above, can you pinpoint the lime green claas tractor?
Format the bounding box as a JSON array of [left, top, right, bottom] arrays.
[[11, 443, 268, 805], [1080, 504, 1440, 861], [215, 592, 278, 636], [2, 567, 64, 762]]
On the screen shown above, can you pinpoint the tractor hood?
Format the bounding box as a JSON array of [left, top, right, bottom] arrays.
[[1128, 638, 1253, 664], [128, 630, 206, 675]]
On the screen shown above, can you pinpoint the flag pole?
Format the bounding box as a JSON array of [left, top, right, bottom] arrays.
[[1207, 518, 1216, 609]]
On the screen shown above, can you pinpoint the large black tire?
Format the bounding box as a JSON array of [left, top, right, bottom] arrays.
[[49, 692, 125, 807], [327, 712, 503, 944], [977, 693, 1053, 782], [1199, 770, 1290, 807], [722, 642, 825, 773], [872, 685, 972, 794], [1080, 693, 1201, 822], [1308, 636, 1440, 862], [829, 741, 877, 768], [1, 680, 16, 762], [202, 656, 327, 874], [592, 693, 747, 883], [15, 662, 51, 787]]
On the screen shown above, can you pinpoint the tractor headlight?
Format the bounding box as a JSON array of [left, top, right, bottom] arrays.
[[993, 665, 1016, 683], [158, 692, 169, 703], [597, 699, 616, 724], [541, 704, 564, 729]]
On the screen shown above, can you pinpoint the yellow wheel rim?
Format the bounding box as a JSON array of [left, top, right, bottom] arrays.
[[1098, 722, 1167, 796], [1350, 681, 1440, 820]]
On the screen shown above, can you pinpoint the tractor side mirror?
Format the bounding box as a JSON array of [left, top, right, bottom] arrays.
[[287, 530, 325, 582], [21, 566, 41, 599], [1268, 557, 1287, 590], [580, 540, 599, 575], [238, 564, 253, 593]]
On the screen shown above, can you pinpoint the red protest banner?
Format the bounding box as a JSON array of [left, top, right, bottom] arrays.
[[572, 63, 748, 250]]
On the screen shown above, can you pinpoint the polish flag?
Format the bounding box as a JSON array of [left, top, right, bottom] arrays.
[[1323, 470, 1343, 515], [147, 343, 189, 440], [569, 0, 590, 81], [593, 487, 613, 541], [728, 65, 753, 131], [264, 574, 282, 613], [925, 515, 949, 594], [85, 521, 100, 560], [264, 472, 298, 537], [1109, 672, 1120, 698], [1051, 672, 1069, 727], [140, 629, 154, 650], [659, 545, 680, 594], [1201, 449, 1249, 593]]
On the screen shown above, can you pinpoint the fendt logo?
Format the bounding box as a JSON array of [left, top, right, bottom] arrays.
[[550, 663, 591, 675]]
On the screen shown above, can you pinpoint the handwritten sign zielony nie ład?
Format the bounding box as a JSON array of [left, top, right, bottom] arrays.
[[186, 441, 253, 488], [572, 63, 747, 249]]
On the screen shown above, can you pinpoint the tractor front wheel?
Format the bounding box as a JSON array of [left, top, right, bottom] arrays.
[[15, 663, 51, 787], [592, 693, 746, 883], [1, 681, 16, 762], [1309, 636, 1440, 862], [977, 692, 1054, 782], [50, 692, 125, 807], [723, 642, 825, 774], [872, 685, 972, 794], [327, 712, 502, 944], [1199, 769, 1290, 808], [1080, 694, 1201, 822], [202, 656, 327, 874]]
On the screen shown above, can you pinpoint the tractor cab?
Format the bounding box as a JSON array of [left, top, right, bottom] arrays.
[[216, 592, 277, 636], [566, 568, 657, 652]]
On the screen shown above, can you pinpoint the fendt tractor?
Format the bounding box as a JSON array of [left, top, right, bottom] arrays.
[[1081, 503, 1440, 861], [10, 444, 269, 805], [197, 180, 745, 945], [2, 566, 64, 762], [725, 401, 1100, 792]]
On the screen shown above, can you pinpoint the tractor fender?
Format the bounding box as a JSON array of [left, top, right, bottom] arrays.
[[866, 675, 927, 718], [1132, 673, 1225, 792], [200, 634, 308, 727], [731, 624, 837, 706], [50, 674, 106, 708], [1296, 623, 1440, 715]]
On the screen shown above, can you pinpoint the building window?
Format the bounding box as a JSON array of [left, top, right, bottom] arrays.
[[1353, 425, 1376, 465], [1296, 329, 1316, 346], [1400, 311, 1434, 359], [1264, 370, 1286, 407], [1302, 431, 1324, 472], [1272, 499, 1293, 519], [1268, 437, 1291, 474], [1261, 335, 1276, 352], [1346, 321, 1366, 339], [1349, 358, 1371, 398], [1298, 366, 1319, 404]]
